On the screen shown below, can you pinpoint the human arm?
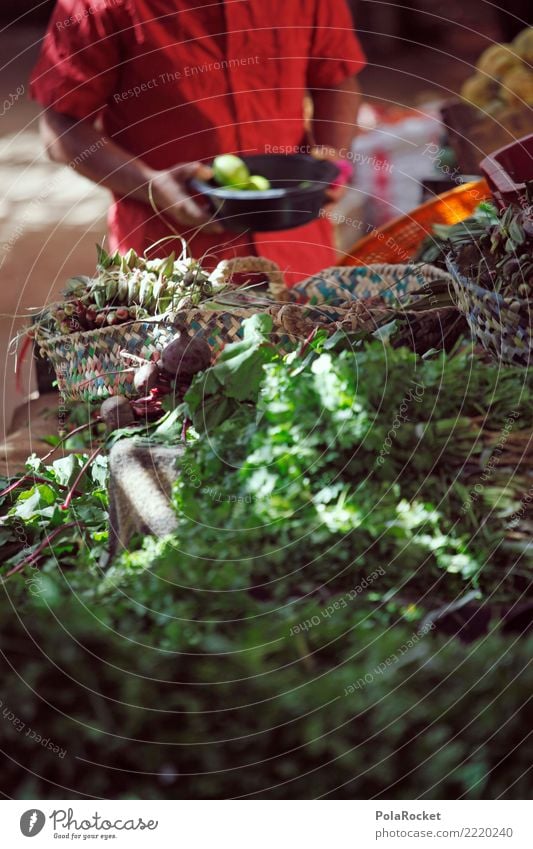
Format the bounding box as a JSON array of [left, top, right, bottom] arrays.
[[306, 0, 366, 200], [310, 75, 361, 157], [40, 108, 220, 232]]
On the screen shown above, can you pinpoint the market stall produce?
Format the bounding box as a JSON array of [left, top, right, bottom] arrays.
[[442, 27, 533, 173], [1, 324, 532, 799], [2, 152, 532, 799], [191, 153, 340, 232], [416, 193, 533, 365]]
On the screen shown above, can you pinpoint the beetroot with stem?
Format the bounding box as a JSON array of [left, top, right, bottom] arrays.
[[161, 332, 211, 379], [100, 395, 135, 432]]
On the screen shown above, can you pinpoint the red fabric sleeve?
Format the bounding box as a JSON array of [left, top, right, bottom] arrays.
[[306, 0, 366, 89], [29, 0, 126, 120]]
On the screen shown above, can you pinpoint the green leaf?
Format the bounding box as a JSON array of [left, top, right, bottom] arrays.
[[52, 455, 81, 488], [90, 455, 109, 489], [373, 319, 398, 342], [96, 244, 112, 268], [13, 485, 56, 521], [508, 218, 525, 246]]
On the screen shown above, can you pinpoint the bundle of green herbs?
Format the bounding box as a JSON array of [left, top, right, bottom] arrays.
[[36, 245, 228, 336], [417, 200, 533, 300], [0, 323, 531, 799], [415, 201, 499, 267], [2, 321, 531, 601]]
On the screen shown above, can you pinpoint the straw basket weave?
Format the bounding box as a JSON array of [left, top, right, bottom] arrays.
[[35, 257, 285, 402], [289, 262, 450, 304], [446, 256, 533, 367], [35, 258, 453, 401]]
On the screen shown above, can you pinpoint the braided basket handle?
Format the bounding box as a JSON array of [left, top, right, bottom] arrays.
[[208, 256, 287, 299], [365, 263, 454, 286]]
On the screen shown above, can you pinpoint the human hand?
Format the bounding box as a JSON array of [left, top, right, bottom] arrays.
[[311, 146, 353, 206], [149, 162, 223, 234]]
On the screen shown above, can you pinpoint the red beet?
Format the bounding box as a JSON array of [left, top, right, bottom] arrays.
[[161, 332, 211, 378], [100, 395, 135, 431]]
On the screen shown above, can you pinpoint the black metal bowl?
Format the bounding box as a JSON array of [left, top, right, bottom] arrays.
[[190, 154, 340, 232]]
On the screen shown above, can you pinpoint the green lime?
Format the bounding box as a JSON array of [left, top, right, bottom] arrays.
[[247, 174, 271, 191], [213, 154, 250, 188]]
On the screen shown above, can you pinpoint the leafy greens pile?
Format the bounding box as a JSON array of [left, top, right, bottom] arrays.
[[0, 322, 532, 799]]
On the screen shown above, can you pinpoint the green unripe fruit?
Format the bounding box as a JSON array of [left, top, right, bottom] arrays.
[[247, 174, 271, 191], [213, 154, 250, 188]]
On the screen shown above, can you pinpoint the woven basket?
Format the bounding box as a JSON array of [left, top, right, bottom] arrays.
[[446, 256, 533, 367], [36, 319, 176, 401], [36, 259, 456, 401], [35, 257, 286, 402], [341, 180, 491, 266], [289, 262, 450, 304]]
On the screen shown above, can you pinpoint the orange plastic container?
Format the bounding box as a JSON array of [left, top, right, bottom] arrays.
[[340, 179, 490, 267]]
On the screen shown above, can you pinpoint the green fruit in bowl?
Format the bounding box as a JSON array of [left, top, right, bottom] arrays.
[[213, 154, 250, 188], [247, 174, 271, 191]]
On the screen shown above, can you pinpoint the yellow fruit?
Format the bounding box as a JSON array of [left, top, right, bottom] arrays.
[[500, 67, 533, 105], [512, 27, 533, 63], [477, 43, 522, 79], [460, 73, 499, 107], [484, 98, 507, 116]]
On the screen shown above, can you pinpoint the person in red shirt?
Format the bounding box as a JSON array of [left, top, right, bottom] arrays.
[[30, 0, 365, 284]]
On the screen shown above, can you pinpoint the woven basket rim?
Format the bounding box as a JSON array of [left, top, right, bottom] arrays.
[[445, 254, 532, 313], [34, 314, 180, 348], [33, 302, 268, 349]]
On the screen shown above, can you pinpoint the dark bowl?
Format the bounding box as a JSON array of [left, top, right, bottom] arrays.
[[190, 154, 340, 232]]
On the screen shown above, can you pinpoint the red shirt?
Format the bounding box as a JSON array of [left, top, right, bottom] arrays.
[[30, 0, 365, 284]]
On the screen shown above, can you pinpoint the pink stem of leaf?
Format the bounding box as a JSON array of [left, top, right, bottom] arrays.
[[299, 326, 319, 358], [15, 332, 34, 394], [5, 521, 79, 577], [0, 420, 99, 499], [0, 476, 83, 498], [61, 444, 104, 511]]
